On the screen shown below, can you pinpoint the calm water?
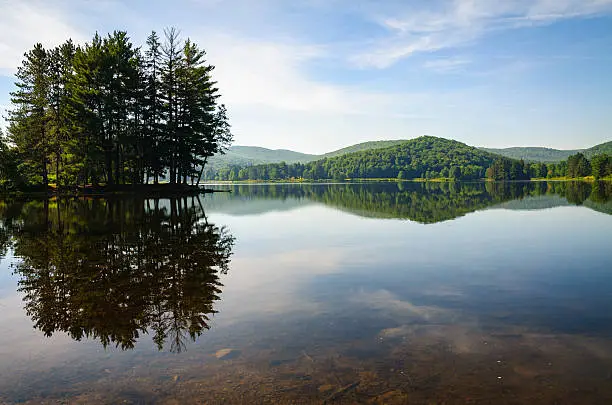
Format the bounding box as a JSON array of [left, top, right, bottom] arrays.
[[0, 181, 611, 404]]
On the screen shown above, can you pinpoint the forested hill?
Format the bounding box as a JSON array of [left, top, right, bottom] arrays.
[[206, 140, 611, 176], [206, 140, 408, 170], [320, 140, 407, 159], [482, 141, 612, 162], [584, 141, 612, 158], [481, 147, 579, 162], [213, 136, 506, 181], [313, 136, 500, 180], [206, 146, 317, 170]]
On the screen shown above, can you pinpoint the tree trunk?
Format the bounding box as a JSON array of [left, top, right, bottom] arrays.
[[196, 157, 208, 185], [105, 148, 114, 185], [115, 147, 121, 185], [55, 152, 61, 188], [42, 158, 49, 190]]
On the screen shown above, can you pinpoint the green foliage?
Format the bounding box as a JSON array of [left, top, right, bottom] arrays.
[[482, 147, 579, 162], [567, 153, 591, 178], [590, 154, 612, 179], [207, 146, 316, 172], [483, 141, 612, 163], [207, 139, 612, 181], [5, 28, 232, 189], [205, 141, 408, 175], [321, 140, 408, 159], [220, 181, 611, 223], [214, 136, 500, 181], [584, 141, 612, 159]]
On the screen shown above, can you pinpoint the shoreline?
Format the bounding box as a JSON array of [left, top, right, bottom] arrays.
[[201, 177, 612, 185], [1, 177, 610, 196], [0, 184, 232, 198]]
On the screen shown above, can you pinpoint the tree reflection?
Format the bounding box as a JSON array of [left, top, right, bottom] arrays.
[[3, 197, 234, 352], [226, 181, 612, 223]]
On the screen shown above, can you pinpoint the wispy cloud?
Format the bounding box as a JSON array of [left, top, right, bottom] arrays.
[[0, 1, 86, 75], [203, 34, 423, 116], [423, 57, 472, 73], [353, 0, 612, 68]]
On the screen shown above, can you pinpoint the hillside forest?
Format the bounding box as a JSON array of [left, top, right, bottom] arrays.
[[210, 137, 612, 182], [0, 28, 232, 191]]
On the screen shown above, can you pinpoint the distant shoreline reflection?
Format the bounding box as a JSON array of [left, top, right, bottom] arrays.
[[1, 197, 234, 352], [223, 180, 612, 222]]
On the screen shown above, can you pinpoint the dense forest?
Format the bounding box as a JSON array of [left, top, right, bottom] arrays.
[[210, 136, 612, 182], [481, 147, 579, 162], [484, 142, 612, 163], [213, 137, 500, 181], [0, 28, 232, 191]]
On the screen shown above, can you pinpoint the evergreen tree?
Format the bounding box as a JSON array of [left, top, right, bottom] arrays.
[[47, 40, 77, 186], [591, 154, 611, 179], [161, 27, 183, 184], [176, 39, 217, 184], [567, 153, 591, 178], [8, 43, 52, 188], [143, 31, 164, 184], [6, 28, 232, 190]]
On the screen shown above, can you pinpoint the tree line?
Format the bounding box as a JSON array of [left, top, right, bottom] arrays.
[[209, 136, 500, 181], [487, 152, 612, 181], [216, 180, 611, 222], [0, 28, 232, 191], [207, 138, 612, 182]]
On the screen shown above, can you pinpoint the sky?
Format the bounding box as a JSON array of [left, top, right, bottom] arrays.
[[0, 0, 611, 154]]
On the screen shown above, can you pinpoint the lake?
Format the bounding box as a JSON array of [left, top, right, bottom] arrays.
[[1, 181, 611, 404]]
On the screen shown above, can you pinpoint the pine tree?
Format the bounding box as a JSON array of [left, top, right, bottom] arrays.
[[8, 43, 52, 188], [144, 31, 164, 184], [7, 28, 232, 190], [48, 40, 77, 186], [70, 34, 108, 185], [161, 27, 183, 184]]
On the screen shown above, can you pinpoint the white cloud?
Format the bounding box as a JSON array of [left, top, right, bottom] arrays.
[[0, 1, 86, 75], [203, 34, 402, 116], [354, 0, 612, 68]]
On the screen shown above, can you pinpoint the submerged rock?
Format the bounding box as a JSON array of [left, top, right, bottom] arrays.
[[215, 348, 240, 360]]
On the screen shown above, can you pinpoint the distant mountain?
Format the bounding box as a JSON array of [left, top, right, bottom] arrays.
[[481, 147, 580, 162], [208, 140, 410, 169], [208, 138, 612, 173], [207, 146, 317, 170], [482, 141, 612, 162], [321, 140, 407, 159], [308, 136, 502, 180], [584, 141, 612, 158], [211, 136, 508, 181]]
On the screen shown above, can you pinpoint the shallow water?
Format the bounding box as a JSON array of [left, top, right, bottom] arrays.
[[1, 181, 611, 404]]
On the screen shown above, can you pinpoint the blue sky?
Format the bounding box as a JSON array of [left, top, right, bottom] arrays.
[[0, 0, 611, 154]]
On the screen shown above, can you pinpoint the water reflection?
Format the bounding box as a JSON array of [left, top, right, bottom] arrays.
[[0, 181, 611, 403], [0, 197, 234, 352], [221, 181, 612, 222]]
